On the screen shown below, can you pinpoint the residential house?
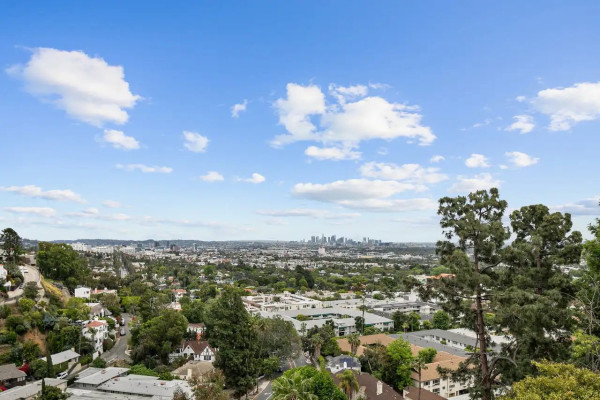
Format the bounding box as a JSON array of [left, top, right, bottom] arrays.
[[325, 355, 361, 374], [74, 286, 91, 299], [0, 265, 7, 282], [169, 341, 216, 363], [83, 319, 109, 358], [0, 378, 66, 400], [172, 289, 187, 301], [41, 350, 80, 373], [331, 371, 402, 400], [0, 364, 26, 389], [172, 361, 215, 383], [87, 303, 111, 319], [166, 302, 182, 311]]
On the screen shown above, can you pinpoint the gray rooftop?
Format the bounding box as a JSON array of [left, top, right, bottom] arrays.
[[97, 375, 193, 399], [41, 349, 80, 365], [389, 333, 469, 357], [67, 388, 150, 400], [75, 367, 130, 386], [0, 379, 65, 400], [0, 364, 26, 380]]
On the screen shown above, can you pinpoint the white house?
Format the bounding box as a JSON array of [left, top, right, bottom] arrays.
[[74, 286, 91, 299], [83, 319, 108, 358], [173, 289, 187, 301], [169, 341, 216, 363], [0, 264, 7, 281]]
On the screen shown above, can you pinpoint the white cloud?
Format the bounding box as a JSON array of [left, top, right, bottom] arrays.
[[199, 171, 224, 182], [7, 47, 140, 126], [305, 146, 361, 161], [360, 162, 447, 184], [105, 213, 131, 221], [102, 200, 122, 208], [116, 164, 173, 173], [4, 206, 56, 217], [239, 173, 266, 184], [430, 155, 445, 163], [183, 131, 209, 153], [472, 119, 492, 129], [465, 153, 490, 168], [293, 179, 424, 202], [505, 151, 539, 167], [101, 129, 140, 150], [328, 84, 368, 103], [271, 82, 435, 148], [506, 115, 535, 134], [67, 208, 100, 217], [257, 208, 360, 219], [231, 100, 248, 118], [551, 197, 600, 215], [291, 178, 434, 212], [448, 173, 501, 193], [272, 83, 326, 145], [516, 95, 527, 102], [532, 81, 600, 131], [0, 185, 85, 203]]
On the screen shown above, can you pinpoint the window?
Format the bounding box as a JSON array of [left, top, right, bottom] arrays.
[[204, 356, 211, 361], [432, 379, 440, 386], [433, 389, 440, 394]]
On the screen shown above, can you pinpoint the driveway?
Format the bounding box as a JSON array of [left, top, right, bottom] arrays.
[[101, 313, 131, 363]]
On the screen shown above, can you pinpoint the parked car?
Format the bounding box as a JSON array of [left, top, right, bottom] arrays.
[[57, 371, 68, 379], [120, 327, 126, 336]]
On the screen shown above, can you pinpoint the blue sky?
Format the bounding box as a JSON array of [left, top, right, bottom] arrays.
[[1, 1, 599, 241]]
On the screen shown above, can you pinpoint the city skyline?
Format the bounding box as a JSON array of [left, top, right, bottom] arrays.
[[1, 2, 600, 241]]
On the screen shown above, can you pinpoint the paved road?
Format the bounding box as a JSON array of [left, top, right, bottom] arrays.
[[254, 354, 311, 400], [2, 265, 42, 304], [101, 313, 131, 363]]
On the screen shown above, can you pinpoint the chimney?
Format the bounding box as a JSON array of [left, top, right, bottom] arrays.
[[377, 380, 383, 395]]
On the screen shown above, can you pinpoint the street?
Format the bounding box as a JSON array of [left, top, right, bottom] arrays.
[[254, 354, 311, 400], [101, 313, 131, 363], [2, 265, 42, 304]]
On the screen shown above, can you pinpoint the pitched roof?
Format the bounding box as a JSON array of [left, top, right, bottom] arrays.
[[181, 341, 214, 355], [332, 371, 403, 400], [86, 320, 107, 328], [0, 364, 26, 380]]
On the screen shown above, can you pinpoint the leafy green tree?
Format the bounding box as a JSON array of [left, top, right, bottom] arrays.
[[1, 227, 23, 263], [204, 287, 259, 398], [420, 188, 509, 400], [19, 297, 35, 313], [385, 338, 413, 390], [256, 316, 301, 362], [99, 293, 121, 316], [91, 357, 107, 368], [29, 359, 50, 379], [571, 330, 600, 371], [193, 370, 228, 400], [281, 366, 345, 400], [500, 361, 600, 400], [392, 311, 409, 332], [494, 205, 582, 382], [24, 282, 40, 300], [38, 381, 68, 400], [432, 310, 451, 330], [64, 298, 91, 321], [182, 299, 204, 323], [336, 369, 359, 399], [37, 242, 88, 290], [418, 347, 437, 363], [22, 340, 42, 362], [131, 309, 188, 365], [430, 265, 450, 276]]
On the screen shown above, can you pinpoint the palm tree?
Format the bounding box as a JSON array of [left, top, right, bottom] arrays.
[[336, 369, 359, 399], [348, 333, 361, 357], [310, 334, 324, 367], [272, 374, 318, 400], [411, 356, 429, 400]]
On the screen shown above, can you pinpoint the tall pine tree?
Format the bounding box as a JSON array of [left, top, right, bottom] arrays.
[[420, 188, 509, 400], [494, 205, 582, 382]]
